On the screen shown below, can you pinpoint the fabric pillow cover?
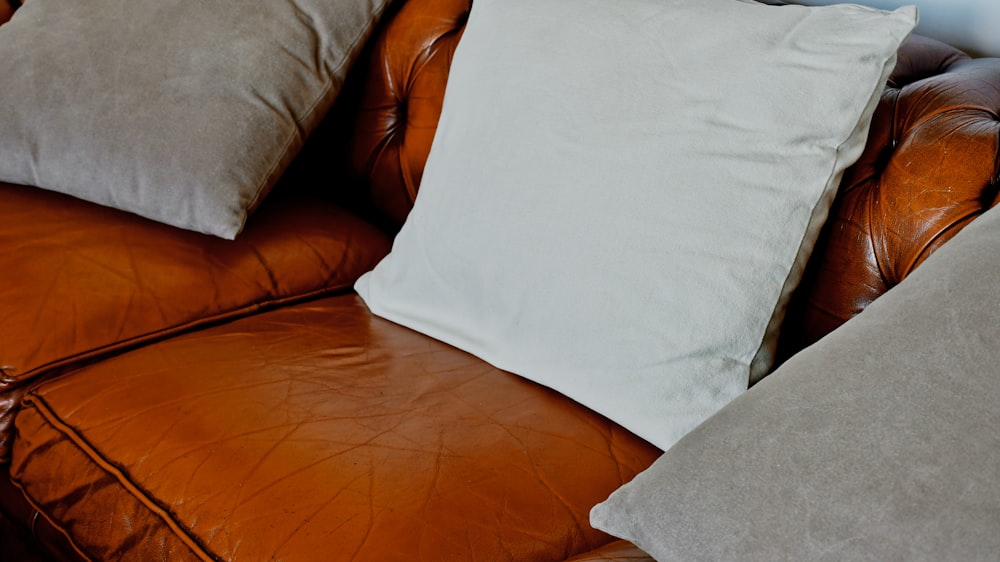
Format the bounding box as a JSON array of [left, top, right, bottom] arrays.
[[590, 202, 1000, 561], [0, 0, 391, 239], [356, 0, 917, 451]]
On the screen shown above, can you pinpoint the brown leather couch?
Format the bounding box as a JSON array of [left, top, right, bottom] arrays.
[[1, 0, 998, 560]]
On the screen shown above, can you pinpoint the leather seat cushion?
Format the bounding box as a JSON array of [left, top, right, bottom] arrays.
[[10, 294, 660, 561], [0, 183, 392, 461]]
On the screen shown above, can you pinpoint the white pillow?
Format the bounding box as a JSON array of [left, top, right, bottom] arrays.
[[356, 0, 916, 450]]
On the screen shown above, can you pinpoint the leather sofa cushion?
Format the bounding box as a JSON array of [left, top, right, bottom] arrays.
[[0, 182, 391, 460], [10, 294, 659, 561], [563, 540, 653, 562]]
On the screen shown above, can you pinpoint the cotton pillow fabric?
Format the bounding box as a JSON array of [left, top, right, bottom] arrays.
[[0, 0, 390, 239], [356, 0, 916, 450], [591, 204, 1000, 561]]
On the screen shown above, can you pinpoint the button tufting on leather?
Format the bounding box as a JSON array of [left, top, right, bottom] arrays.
[[351, 0, 471, 228], [779, 36, 1000, 359]]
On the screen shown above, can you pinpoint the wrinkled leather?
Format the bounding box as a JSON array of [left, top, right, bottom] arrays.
[[349, 0, 1000, 357], [0, 471, 77, 562], [351, 0, 470, 227], [11, 294, 659, 561], [564, 540, 653, 562], [783, 34, 1000, 353], [0, 183, 392, 461], [4, 0, 1000, 560]]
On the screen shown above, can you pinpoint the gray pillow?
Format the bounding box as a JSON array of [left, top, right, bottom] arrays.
[[0, 0, 390, 239], [591, 205, 1000, 561]]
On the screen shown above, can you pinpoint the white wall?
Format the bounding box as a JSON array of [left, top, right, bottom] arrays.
[[793, 0, 1000, 57]]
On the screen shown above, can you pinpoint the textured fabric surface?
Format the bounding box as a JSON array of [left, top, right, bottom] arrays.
[[0, 0, 390, 238], [11, 294, 660, 561], [591, 205, 1000, 561], [356, 0, 916, 450]]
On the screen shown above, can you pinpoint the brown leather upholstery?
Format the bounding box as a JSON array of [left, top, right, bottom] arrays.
[[0, 0, 16, 27], [0, 183, 391, 462], [352, 0, 470, 227], [785, 34, 1000, 352], [564, 540, 654, 562], [350, 0, 1000, 359], [10, 294, 659, 561], [4, 1, 1000, 560]]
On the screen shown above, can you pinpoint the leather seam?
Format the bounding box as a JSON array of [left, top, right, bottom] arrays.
[[9, 477, 94, 562], [1, 284, 356, 386], [19, 395, 219, 561]]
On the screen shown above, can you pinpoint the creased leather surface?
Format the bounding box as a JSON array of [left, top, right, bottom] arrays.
[[11, 294, 659, 561], [780, 34, 1000, 354], [0, 470, 81, 562], [351, 0, 470, 227], [564, 540, 653, 562], [0, 182, 392, 461]]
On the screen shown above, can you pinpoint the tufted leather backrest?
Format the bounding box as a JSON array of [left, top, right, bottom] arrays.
[[351, 0, 1000, 358], [782, 34, 1000, 353], [351, 0, 470, 227]]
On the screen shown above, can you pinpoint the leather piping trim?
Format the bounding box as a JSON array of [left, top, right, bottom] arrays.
[[19, 396, 217, 562], [1, 284, 356, 386], [10, 478, 94, 562]]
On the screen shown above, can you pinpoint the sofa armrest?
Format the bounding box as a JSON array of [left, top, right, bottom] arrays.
[[783, 34, 1000, 353]]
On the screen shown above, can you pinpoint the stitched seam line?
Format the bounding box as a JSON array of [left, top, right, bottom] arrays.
[[22, 396, 217, 562], [8, 477, 94, 562], [2, 283, 356, 386]]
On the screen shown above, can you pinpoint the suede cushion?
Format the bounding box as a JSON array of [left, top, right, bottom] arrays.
[[0, 0, 389, 238], [356, 0, 916, 451], [591, 205, 1000, 560]]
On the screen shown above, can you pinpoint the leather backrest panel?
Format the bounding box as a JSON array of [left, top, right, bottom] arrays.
[[351, 0, 471, 227], [785, 34, 1000, 351]]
